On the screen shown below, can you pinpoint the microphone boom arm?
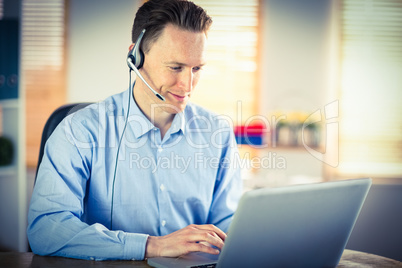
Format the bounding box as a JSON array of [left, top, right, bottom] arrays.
[[127, 57, 166, 102]]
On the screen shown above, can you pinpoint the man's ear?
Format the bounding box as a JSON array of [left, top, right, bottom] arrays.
[[128, 43, 135, 51]]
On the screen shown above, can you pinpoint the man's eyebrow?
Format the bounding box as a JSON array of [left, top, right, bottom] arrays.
[[164, 61, 206, 67]]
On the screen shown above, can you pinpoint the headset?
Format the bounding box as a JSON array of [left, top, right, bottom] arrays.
[[110, 28, 165, 230], [126, 29, 166, 102]]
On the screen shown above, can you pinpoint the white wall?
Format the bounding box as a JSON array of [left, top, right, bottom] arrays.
[[67, 0, 140, 102], [260, 0, 333, 114], [254, 0, 335, 183]]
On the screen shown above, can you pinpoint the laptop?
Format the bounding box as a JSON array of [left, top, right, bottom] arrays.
[[148, 178, 372, 268]]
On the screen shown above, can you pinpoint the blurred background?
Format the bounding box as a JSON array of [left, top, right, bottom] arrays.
[[0, 0, 401, 261]]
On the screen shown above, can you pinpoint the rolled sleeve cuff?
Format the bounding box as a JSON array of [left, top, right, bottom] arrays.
[[124, 233, 149, 260]]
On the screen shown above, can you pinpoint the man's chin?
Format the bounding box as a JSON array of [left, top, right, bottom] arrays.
[[158, 102, 187, 115]]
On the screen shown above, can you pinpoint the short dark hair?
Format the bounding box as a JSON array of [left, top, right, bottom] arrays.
[[132, 0, 212, 54]]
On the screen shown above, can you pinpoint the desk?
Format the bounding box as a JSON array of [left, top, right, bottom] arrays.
[[1, 250, 401, 268]]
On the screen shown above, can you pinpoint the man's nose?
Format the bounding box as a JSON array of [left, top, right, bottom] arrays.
[[178, 69, 193, 92]]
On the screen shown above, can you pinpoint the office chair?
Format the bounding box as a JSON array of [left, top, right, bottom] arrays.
[[34, 102, 93, 182], [28, 102, 92, 252]]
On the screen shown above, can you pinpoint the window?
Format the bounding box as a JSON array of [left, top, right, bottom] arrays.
[[22, 0, 66, 167], [338, 0, 402, 179], [192, 0, 260, 124]]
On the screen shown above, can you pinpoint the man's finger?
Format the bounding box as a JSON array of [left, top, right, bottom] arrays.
[[186, 242, 221, 255], [185, 229, 225, 249], [195, 224, 227, 241]]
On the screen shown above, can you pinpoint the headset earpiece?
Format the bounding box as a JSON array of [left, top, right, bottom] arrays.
[[126, 29, 165, 102], [127, 29, 146, 70]]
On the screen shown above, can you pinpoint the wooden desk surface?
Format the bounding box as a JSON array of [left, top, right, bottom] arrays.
[[0, 249, 401, 268]]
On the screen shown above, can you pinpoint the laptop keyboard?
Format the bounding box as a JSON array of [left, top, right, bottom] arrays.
[[191, 263, 217, 268]]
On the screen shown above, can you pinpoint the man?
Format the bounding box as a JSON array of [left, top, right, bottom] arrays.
[[27, 0, 242, 261]]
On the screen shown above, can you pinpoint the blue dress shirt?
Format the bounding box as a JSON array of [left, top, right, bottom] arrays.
[[27, 88, 242, 261]]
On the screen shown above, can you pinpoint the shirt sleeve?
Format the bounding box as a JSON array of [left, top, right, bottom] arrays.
[[27, 111, 149, 261], [207, 118, 243, 233]]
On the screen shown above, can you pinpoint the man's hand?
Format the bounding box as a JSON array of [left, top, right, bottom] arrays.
[[145, 224, 226, 258]]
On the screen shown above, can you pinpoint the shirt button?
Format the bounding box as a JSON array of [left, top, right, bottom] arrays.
[[158, 147, 163, 153], [161, 220, 166, 227], [160, 184, 165, 191]]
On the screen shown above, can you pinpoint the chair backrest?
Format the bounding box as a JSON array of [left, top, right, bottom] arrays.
[[35, 103, 92, 181]]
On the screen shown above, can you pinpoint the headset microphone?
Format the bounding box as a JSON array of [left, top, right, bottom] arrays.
[[127, 29, 165, 102]]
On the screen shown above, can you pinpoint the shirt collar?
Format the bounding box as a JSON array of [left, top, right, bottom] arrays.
[[123, 87, 187, 139], [170, 110, 186, 136]]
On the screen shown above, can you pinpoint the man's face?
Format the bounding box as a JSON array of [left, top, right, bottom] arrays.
[[141, 24, 207, 114]]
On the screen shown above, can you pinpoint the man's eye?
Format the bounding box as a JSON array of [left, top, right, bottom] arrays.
[[170, 66, 182, 71]]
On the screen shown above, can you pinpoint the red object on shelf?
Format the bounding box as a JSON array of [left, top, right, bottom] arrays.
[[234, 123, 266, 137]]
